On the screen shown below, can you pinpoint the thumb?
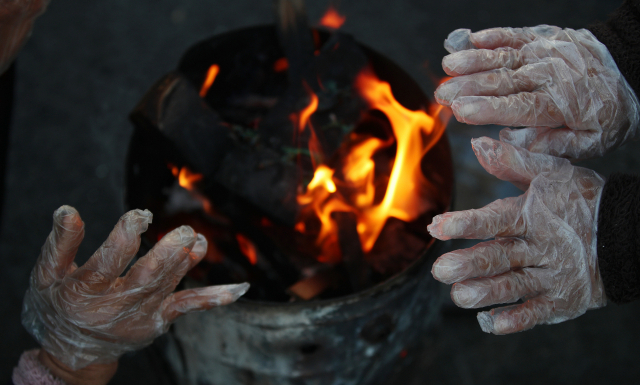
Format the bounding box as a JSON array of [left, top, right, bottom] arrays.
[[471, 136, 570, 190]]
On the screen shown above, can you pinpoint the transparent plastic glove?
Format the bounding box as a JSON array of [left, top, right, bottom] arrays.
[[436, 25, 640, 159], [427, 137, 607, 334], [21, 206, 250, 370], [0, 0, 49, 73]]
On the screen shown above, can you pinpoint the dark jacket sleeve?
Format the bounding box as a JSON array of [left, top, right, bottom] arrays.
[[597, 173, 640, 304], [588, 0, 640, 98]]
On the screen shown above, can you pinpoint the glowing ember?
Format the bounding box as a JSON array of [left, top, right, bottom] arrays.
[[273, 57, 289, 72], [296, 68, 447, 261], [199, 64, 220, 97], [319, 5, 346, 29], [236, 233, 258, 265]]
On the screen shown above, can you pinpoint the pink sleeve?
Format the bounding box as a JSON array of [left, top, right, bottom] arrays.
[[11, 349, 66, 385]]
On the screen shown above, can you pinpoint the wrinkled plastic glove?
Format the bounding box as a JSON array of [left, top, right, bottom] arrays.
[[436, 25, 640, 160], [21, 206, 250, 370], [0, 0, 49, 73], [428, 137, 607, 334]]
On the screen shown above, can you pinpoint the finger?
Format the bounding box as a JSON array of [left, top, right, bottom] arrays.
[[432, 237, 539, 284], [476, 296, 555, 335], [442, 48, 525, 76], [428, 195, 525, 240], [71, 209, 152, 290], [469, 25, 562, 50], [123, 227, 202, 295], [450, 268, 550, 309], [161, 283, 250, 324], [499, 126, 607, 160], [33, 205, 85, 289], [436, 63, 553, 106], [471, 136, 572, 187], [451, 91, 565, 127], [443, 28, 475, 54]]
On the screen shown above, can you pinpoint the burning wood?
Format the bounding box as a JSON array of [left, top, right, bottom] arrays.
[[127, 3, 451, 302]]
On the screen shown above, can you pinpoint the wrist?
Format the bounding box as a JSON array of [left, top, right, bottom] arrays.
[[38, 350, 118, 385]]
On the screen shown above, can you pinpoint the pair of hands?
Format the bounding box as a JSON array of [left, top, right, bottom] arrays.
[[429, 26, 639, 334]]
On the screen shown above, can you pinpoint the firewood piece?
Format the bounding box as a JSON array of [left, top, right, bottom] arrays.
[[258, 30, 370, 169], [211, 144, 300, 227], [366, 217, 430, 276], [129, 71, 233, 178], [333, 211, 373, 292]]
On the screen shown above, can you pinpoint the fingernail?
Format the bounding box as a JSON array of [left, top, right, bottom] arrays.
[[164, 225, 196, 244], [492, 315, 513, 334], [471, 137, 499, 163], [452, 99, 481, 121], [444, 28, 473, 53], [199, 282, 250, 306], [434, 82, 455, 105], [225, 282, 251, 299], [477, 311, 494, 333], [451, 282, 486, 308], [54, 205, 75, 219], [432, 252, 470, 284], [190, 234, 208, 256], [122, 209, 153, 233], [427, 215, 451, 240]]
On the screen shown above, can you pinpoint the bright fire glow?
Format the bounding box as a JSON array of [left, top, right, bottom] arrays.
[[199, 64, 220, 97], [319, 5, 346, 29], [236, 233, 258, 265], [296, 69, 447, 262]]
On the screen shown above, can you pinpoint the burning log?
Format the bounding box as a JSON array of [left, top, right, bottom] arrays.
[[333, 211, 373, 292]]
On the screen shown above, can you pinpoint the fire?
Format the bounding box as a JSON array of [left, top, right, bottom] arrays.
[[319, 5, 346, 29], [168, 164, 214, 214], [236, 233, 258, 265], [170, 164, 204, 190], [296, 69, 447, 261], [199, 64, 220, 97]]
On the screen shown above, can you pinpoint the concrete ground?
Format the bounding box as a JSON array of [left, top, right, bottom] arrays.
[[2, 0, 639, 384]]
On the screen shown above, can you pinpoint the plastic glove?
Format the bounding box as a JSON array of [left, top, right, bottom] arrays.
[[427, 137, 607, 334], [0, 0, 49, 73], [435, 25, 640, 159], [21, 205, 250, 370]]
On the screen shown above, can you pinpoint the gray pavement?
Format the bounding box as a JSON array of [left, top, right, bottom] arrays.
[[2, 0, 638, 384]]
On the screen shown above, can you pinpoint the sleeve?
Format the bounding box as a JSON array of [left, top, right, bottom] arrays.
[[588, 0, 640, 98], [596, 172, 640, 304], [11, 349, 67, 385]]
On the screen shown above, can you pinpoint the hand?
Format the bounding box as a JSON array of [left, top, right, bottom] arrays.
[[435, 25, 640, 159], [427, 137, 607, 334], [0, 0, 50, 73], [21, 206, 249, 370]]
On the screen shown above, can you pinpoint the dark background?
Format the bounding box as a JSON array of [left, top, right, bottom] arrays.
[[1, 0, 638, 384]]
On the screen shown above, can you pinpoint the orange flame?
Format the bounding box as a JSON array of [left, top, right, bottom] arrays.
[[296, 69, 447, 262], [236, 233, 258, 265], [199, 64, 220, 97], [168, 164, 215, 215], [319, 5, 346, 29]]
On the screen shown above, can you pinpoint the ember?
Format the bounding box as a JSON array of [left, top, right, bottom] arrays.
[[318, 5, 346, 29]]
